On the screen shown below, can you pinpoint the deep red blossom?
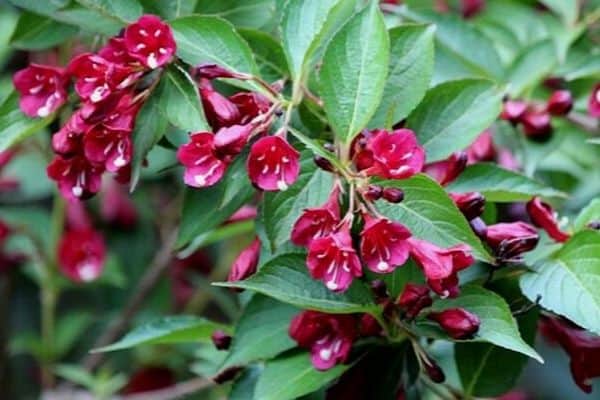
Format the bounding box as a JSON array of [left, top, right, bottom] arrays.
[[291, 186, 340, 247], [79, 91, 140, 131], [230, 92, 272, 125], [450, 192, 485, 220], [177, 132, 227, 188], [200, 80, 241, 129], [428, 308, 480, 339], [211, 330, 232, 350], [227, 238, 260, 283], [521, 109, 552, 141], [466, 131, 496, 164], [84, 127, 132, 172], [397, 283, 432, 319], [382, 187, 404, 203], [408, 239, 474, 298], [124, 15, 176, 69], [424, 151, 467, 186], [486, 222, 539, 261], [306, 226, 362, 292], [247, 135, 300, 191], [99, 37, 137, 65], [526, 197, 570, 243], [52, 111, 87, 156], [289, 311, 357, 370], [546, 90, 573, 116], [588, 84, 600, 118], [359, 214, 411, 274], [540, 316, 600, 393], [47, 155, 104, 200], [57, 228, 106, 282], [501, 100, 527, 124], [461, 0, 485, 18], [213, 124, 254, 157], [13, 64, 68, 117]]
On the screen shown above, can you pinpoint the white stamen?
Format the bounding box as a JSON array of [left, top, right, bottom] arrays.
[[376, 260, 389, 271], [78, 262, 97, 281], [319, 348, 332, 361], [390, 165, 410, 176], [154, 29, 162, 37], [139, 29, 148, 36], [277, 180, 288, 190], [326, 280, 338, 290], [72, 185, 83, 197], [136, 43, 147, 50], [262, 165, 269, 174], [29, 84, 44, 94], [90, 85, 108, 103], [158, 47, 167, 55], [147, 53, 158, 69], [113, 156, 126, 168]]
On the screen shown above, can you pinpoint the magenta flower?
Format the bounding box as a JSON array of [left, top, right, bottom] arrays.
[[52, 111, 87, 156], [228, 238, 261, 283], [408, 238, 474, 298], [247, 135, 300, 191], [58, 228, 106, 282], [360, 214, 411, 274], [546, 90, 573, 116], [397, 283, 432, 319], [200, 80, 241, 129], [500, 100, 527, 124], [588, 83, 600, 118], [291, 186, 340, 247], [424, 151, 467, 186], [526, 197, 570, 243], [449, 192, 485, 220], [98, 37, 137, 65], [486, 222, 539, 261], [428, 308, 480, 339], [466, 131, 496, 164], [13, 64, 68, 117], [289, 311, 357, 370], [84, 127, 132, 172], [124, 15, 176, 69], [213, 124, 254, 157], [230, 92, 272, 125], [80, 91, 140, 131], [521, 108, 552, 141], [177, 132, 228, 188], [360, 129, 425, 180], [47, 155, 104, 200], [306, 225, 362, 292]]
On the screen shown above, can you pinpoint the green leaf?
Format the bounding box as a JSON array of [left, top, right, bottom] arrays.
[[376, 175, 492, 262], [160, 64, 209, 132], [520, 231, 600, 335], [176, 155, 255, 249], [538, 0, 578, 25], [10, 12, 78, 50], [281, 0, 356, 82], [428, 285, 542, 361], [446, 163, 566, 202], [320, 3, 389, 142], [215, 253, 379, 316], [239, 29, 290, 82], [0, 91, 53, 152], [75, 0, 142, 23], [138, 0, 197, 19], [230, 367, 261, 400], [171, 15, 259, 76], [505, 40, 557, 97], [261, 154, 334, 252], [55, 364, 96, 388], [253, 351, 349, 400], [378, 260, 423, 299], [223, 295, 298, 369], [194, 0, 277, 30], [574, 199, 600, 231], [406, 79, 503, 163], [369, 24, 435, 128], [93, 316, 227, 352], [130, 81, 169, 190]]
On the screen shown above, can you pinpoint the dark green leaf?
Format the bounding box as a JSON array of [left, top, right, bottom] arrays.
[[253, 351, 349, 400], [215, 253, 380, 316], [194, 0, 277, 30], [505, 40, 557, 97], [0, 91, 53, 152], [239, 29, 289, 82], [520, 231, 600, 335], [378, 260, 423, 299], [376, 175, 492, 262], [10, 12, 78, 50], [139, 0, 198, 19], [370, 24, 435, 128], [229, 367, 261, 400], [407, 79, 503, 163], [75, 0, 142, 23], [446, 163, 566, 202], [223, 295, 298, 369], [574, 199, 600, 231], [320, 3, 389, 142], [538, 0, 578, 25], [93, 316, 227, 352]]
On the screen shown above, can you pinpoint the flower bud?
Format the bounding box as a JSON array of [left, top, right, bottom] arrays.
[[501, 100, 527, 124], [422, 355, 446, 383], [363, 184, 383, 201], [486, 222, 539, 261], [521, 109, 553, 142], [450, 192, 485, 220], [313, 155, 334, 172], [588, 83, 600, 117], [211, 330, 232, 350], [382, 187, 404, 203], [397, 283, 432, 319], [526, 197, 570, 243], [228, 238, 261, 284], [428, 308, 480, 340], [546, 90, 573, 116], [370, 279, 388, 299], [587, 220, 600, 230]]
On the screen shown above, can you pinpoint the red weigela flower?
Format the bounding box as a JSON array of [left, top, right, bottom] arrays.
[[521, 109, 552, 141], [397, 283, 432, 319], [486, 222, 539, 261], [13, 64, 68, 117], [84, 127, 132, 172], [408, 239, 474, 298], [306, 225, 362, 292], [449, 192, 485, 220], [289, 311, 357, 370], [57, 228, 106, 282], [359, 214, 411, 273], [213, 124, 254, 157], [227, 238, 261, 283], [124, 15, 176, 69], [200, 80, 241, 129], [291, 186, 340, 247], [526, 197, 570, 243], [177, 132, 227, 188], [588, 83, 600, 117], [247, 135, 300, 191], [428, 308, 480, 339], [47, 155, 104, 200], [466, 131, 496, 164], [424, 151, 467, 186], [546, 90, 573, 116]]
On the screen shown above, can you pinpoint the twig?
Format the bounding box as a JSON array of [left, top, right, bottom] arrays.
[[567, 112, 600, 135]]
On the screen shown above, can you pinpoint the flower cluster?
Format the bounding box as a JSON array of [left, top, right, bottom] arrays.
[[13, 15, 176, 200]]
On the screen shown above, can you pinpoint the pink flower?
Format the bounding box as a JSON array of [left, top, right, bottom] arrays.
[[546, 90, 573, 116], [500, 100, 527, 124], [99, 37, 137, 65], [84, 127, 132, 172], [100, 180, 138, 229], [213, 124, 254, 157], [13, 64, 68, 117], [247, 136, 300, 191], [228, 238, 261, 283], [177, 132, 227, 188], [200, 80, 241, 129], [526, 197, 570, 243], [124, 15, 176, 69], [486, 222, 539, 261], [306, 226, 362, 292], [52, 111, 87, 156], [80, 91, 140, 131], [360, 214, 411, 273], [466, 131, 496, 164], [291, 186, 340, 247], [58, 228, 106, 282], [397, 283, 432, 319], [408, 238, 474, 298], [47, 155, 104, 200], [289, 311, 357, 370], [225, 205, 257, 224], [359, 129, 425, 179], [424, 151, 467, 186], [588, 83, 600, 118], [428, 308, 480, 339], [230, 92, 272, 125]]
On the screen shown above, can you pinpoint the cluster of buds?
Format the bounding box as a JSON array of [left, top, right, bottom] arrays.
[[13, 15, 177, 200], [501, 90, 573, 142], [177, 66, 300, 192]]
